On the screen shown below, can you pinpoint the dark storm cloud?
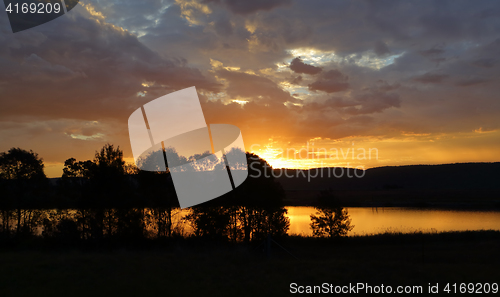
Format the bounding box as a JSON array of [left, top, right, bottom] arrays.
[[289, 57, 322, 75]]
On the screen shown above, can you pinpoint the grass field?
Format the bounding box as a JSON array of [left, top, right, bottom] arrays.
[[1, 231, 499, 296]]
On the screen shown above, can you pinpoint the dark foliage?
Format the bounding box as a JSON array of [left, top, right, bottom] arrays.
[[0, 146, 290, 243], [310, 189, 354, 238]]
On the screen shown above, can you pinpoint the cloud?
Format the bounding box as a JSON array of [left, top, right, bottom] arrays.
[[304, 87, 401, 116], [214, 17, 234, 36], [418, 47, 445, 57], [204, 0, 291, 15], [374, 40, 390, 56], [0, 4, 221, 123], [345, 92, 401, 115], [472, 58, 496, 68], [412, 73, 449, 84], [289, 57, 322, 75], [308, 70, 349, 93], [21, 54, 87, 82], [455, 78, 489, 87], [290, 75, 302, 85], [418, 45, 446, 65], [323, 98, 359, 109], [215, 68, 296, 103]]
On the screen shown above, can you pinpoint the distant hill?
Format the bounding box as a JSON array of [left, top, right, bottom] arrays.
[[274, 162, 500, 208]]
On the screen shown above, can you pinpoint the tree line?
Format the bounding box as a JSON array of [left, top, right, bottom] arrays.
[[0, 145, 353, 243]]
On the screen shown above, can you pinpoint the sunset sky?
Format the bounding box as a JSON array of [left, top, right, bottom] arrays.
[[1, 0, 500, 177]]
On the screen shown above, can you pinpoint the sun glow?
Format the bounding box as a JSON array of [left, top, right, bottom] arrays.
[[232, 99, 248, 105]]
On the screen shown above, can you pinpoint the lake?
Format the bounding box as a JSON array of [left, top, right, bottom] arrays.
[[4, 207, 500, 238], [286, 207, 500, 236], [153, 206, 500, 236]]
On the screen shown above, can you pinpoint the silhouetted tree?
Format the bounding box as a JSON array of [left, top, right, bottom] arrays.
[[61, 144, 132, 205], [185, 206, 231, 239], [234, 153, 289, 241], [54, 218, 80, 242], [58, 158, 94, 207], [93, 143, 126, 177], [185, 152, 290, 242], [136, 148, 181, 238], [0, 148, 46, 180], [310, 189, 354, 238], [60, 144, 144, 240], [0, 148, 47, 235], [62, 158, 94, 178]]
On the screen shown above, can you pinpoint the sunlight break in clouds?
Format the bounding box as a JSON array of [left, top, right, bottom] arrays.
[[285, 48, 404, 70]]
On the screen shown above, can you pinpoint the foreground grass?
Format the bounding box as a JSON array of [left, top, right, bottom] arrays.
[[0, 231, 499, 296]]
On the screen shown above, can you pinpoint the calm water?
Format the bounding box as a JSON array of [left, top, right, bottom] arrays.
[[286, 207, 500, 236], [8, 207, 500, 237]]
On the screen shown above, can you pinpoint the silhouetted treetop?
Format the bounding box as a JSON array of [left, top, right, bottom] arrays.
[[94, 143, 126, 176], [310, 206, 353, 238], [62, 158, 94, 178], [0, 148, 46, 180], [62, 144, 126, 178]]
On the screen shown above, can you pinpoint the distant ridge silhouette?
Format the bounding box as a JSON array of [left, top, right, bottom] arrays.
[[273, 162, 500, 207], [276, 162, 500, 191]]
